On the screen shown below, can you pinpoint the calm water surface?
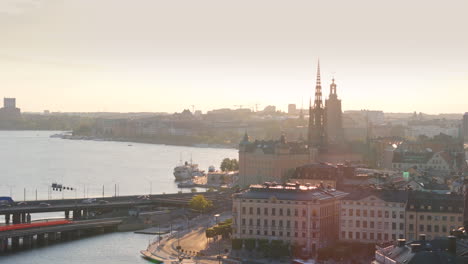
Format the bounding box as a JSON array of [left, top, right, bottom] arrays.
[[0, 130, 237, 200], [0, 130, 237, 263]]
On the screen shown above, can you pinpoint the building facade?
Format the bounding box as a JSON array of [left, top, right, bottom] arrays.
[[405, 191, 464, 241], [238, 134, 315, 186], [290, 163, 340, 188], [325, 79, 344, 145], [339, 190, 407, 244], [232, 183, 348, 254], [392, 151, 454, 177], [0, 97, 21, 120]]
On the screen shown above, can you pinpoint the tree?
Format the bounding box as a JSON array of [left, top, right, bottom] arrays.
[[245, 238, 256, 251], [188, 194, 213, 213], [220, 158, 239, 172], [206, 228, 216, 239], [232, 239, 243, 250]]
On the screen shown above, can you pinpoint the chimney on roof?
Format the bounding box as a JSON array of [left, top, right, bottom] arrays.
[[419, 234, 426, 241], [397, 239, 406, 247], [410, 243, 422, 252], [448, 236, 457, 255]]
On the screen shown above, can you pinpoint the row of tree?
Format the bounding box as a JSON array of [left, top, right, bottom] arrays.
[[205, 218, 232, 239], [231, 238, 292, 258]]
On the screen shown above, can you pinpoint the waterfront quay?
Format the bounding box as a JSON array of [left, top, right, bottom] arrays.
[[0, 191, 232, 254]]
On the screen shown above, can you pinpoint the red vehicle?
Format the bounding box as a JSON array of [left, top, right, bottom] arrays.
[[0, 220, 72, 232]]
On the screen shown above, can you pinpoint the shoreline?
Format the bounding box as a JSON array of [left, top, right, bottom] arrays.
[[50, 133, 238, 150]]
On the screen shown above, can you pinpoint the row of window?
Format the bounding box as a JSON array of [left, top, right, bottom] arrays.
[[241, 207, 318, 217], [408, 214, 462, 222], [241, 199, 309, 205], [407, 205, 462, 212], [341, 209, 404, 219], [342, 201, 404, 207], [341, 231, 403, 241], [408, 224, 454, 233], [241, 218, 318, 229], [341, 220, 404, 230]]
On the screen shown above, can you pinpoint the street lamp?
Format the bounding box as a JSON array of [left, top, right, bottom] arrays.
[[214, 214, 221, 264]]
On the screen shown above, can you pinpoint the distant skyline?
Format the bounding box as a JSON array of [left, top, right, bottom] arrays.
[[1, 0, 467, 114]]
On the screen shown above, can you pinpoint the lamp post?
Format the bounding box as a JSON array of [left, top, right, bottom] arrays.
[[214, 214, 221, 264]]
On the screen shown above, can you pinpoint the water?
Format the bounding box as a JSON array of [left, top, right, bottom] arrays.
[[0, 130, 237, 263], [0, 232, 155, 264], [0, 130, 237, 200]]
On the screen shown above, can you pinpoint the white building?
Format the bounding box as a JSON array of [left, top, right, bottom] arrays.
[[232, 183, 348, 255], [340, 190, 408, 243]]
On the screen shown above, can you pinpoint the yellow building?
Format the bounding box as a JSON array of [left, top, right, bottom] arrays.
[[405, 191, 464, 241]]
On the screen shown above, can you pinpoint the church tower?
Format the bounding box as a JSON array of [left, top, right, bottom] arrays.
[[308, 61, 326, 148], [325, 78, 344, 144]]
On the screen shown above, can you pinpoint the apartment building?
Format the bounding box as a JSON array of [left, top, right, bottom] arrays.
[[232, 182, 347, 254], [405, 191, 464, 241], [339, 189, 408, 243]]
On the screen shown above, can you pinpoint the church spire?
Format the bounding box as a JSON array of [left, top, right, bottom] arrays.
[[314, 60, 323, 109]]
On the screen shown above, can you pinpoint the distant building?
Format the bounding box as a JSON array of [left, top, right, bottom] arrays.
[[339, 189, 407, 243], [238, 133, 315, 186], [288, 104, 297, 115], [463, 113, 468, 143], [290, 163, 340, 188], [0, 97, 21, 120], [232, 182, 348, 255], [263, 105, 276, 113], [325, 79, 344, 144], [405, 192, 464, 241], [392, 151, 454, 177]]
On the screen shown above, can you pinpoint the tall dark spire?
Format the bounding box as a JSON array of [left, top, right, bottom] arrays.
[[314, 60, 323, 109], [308, 60, 326, 148]]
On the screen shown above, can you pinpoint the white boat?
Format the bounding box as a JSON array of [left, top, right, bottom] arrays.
[[173, 162, 205, 181]]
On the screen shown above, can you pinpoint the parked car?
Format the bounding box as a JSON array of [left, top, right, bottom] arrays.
[[82, 198, 97, 204]]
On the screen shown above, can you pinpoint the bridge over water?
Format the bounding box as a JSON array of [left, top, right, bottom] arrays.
[[0, 191, 232, 253]]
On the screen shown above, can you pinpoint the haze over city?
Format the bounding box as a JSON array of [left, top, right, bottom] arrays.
[[1, 0, 467, 114]]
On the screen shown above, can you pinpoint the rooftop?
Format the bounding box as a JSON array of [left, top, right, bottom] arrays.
[[234, 182, 348, 201]]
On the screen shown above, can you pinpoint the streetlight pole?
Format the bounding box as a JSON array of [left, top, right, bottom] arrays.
[[214, 214, 221, 264]]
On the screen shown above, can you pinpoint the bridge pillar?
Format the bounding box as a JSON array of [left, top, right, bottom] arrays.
[[0, 238, 7, 253], [36, 233, 46, 246], [27, 213, 31, 223], [23, 235, 32, 249], [65, 210, 70, 219], [11, 237, 20, 250], [61, 231, 71, 241], [47, 232, 57, 242], [73, 209, 82, 220], [12, 213, 20, 224], [5, 214, 10, 225]]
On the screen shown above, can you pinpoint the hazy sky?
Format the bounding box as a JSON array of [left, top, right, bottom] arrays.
[[1, 0, 467, 114]]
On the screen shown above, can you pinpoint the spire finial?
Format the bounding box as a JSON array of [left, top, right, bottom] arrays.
[[316, 59, 321, 86]]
